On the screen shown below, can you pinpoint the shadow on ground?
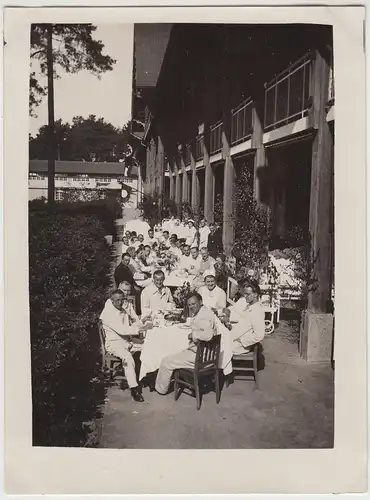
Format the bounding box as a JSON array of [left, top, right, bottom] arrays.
[[98, 320, 334, 449]]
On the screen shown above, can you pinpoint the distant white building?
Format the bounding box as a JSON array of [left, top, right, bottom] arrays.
[[29, 160, 142, 207]]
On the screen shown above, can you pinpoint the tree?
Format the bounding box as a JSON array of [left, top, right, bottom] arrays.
[[30, 24, 116, 204], [30, 24, 116, 116], [30, 116, 132, 162]]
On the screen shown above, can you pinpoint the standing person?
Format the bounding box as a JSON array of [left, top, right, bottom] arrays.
[[114, 253, 136, 289], [208, 222, 223, 258], [100, 290, 150, 402], [198, 219, 210, 250], [185, 219, 197, 248], [155, 292, 216, 395]]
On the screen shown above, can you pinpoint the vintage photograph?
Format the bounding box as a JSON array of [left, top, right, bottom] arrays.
[[29, 21, 335, 449]]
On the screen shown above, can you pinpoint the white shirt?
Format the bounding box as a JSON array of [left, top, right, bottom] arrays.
[[121, 243, 129, 255], [199, 256, 216, 276], [140, 283, 174, 316], [169, 245, 182, 259], [186, 226, 197, 247], [199, 285, 227, 310], [144, 236, 157, 247], [188, 255, 202, 275], [199, 226, 210, 249], [229, 297, 248, 323], [100, 299, 140, 348], [231, 301, 265, 347], [179, 254, 194, 270]]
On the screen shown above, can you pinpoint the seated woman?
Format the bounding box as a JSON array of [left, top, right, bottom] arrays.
[[223, 279, 265, 354], [199, 271, 227, 312]]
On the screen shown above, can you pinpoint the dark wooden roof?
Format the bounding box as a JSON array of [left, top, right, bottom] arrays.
[[29, 160, 138, 177]]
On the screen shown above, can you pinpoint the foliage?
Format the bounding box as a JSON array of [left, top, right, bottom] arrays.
[[29, 192, 122, 238], [29, 115, 131, 162], [29, 212, 112, 446], [228, 168, 271, 278], [30, 24, 116, 115], [138, 192, 161, 227], [173, 282, 192, 309]]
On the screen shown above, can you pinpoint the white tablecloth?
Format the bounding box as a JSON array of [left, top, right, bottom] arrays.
[[164, 272, 195, 288], [139, 316, 233, 380]]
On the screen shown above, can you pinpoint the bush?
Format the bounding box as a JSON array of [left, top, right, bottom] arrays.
[[29, 212, 112, 446]]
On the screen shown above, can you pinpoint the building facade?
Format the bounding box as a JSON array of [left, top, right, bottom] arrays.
[[29, 160, 141, 206], [133, 24, 334, 360]]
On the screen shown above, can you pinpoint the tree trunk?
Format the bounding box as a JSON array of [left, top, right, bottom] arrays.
[[47, 24, 56, 205]]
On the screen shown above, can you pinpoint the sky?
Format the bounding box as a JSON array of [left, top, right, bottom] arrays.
[[29, 24, 134, 137]]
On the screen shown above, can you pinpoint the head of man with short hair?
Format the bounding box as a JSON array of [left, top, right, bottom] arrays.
[[187, 291, 203, 317], [122, 252, 131, 266], [153, 270, 165, 290], [200, 247, 209, 261], [111, 289, 125, 311], [126, 246, 136, 259], [138, 234, 144, 242], [163, 230, 169, 240], [238, 278, 261, 305], [118, 280, 132, 297], [169, 234, 178, 245], [204, 273, 217, 291], [144, 245, 151, 257], [131, 231, 137, 237], [182, 244, 191, 256], [148, 228, 154, 238], [122, 236, 129, 245], [190, 246, 199, 259]]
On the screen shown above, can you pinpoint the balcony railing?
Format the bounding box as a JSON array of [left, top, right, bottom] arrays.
[[185, 143, 191, 166], [231, 98, 253, 145], [210, 121, 223, 155], [264, 53, 313, 131], [196, 135, 204, 161]]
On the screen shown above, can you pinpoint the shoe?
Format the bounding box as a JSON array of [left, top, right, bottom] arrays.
[[131, 387, 144, 402]]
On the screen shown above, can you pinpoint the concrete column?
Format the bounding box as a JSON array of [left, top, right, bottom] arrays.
[[190, 143, 199, 214], [180, 149, 189, 203], [251, 103, 267, 203], [203, 125, 214, 223], [174, 163, 181, 206], [300, 48, 334, 362], [222, 112, 235, 256], [169, 166, 175, 200], [156, 135, 164, 218]]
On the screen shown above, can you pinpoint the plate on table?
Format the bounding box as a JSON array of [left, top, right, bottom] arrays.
[[178, 324, 191, 330]]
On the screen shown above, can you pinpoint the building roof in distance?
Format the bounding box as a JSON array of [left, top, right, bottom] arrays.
[[29, 160, 138, 177]]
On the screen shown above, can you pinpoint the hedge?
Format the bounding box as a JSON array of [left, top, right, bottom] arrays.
[[29, 212, 112, 446]]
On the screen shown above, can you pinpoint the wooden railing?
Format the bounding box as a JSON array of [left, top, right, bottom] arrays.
[[185, 143, 191, 166], [264, 53, 313, 130], [210, 121, 223, 154], [231, 99, 253, 145], [195, 135, 204, 161]]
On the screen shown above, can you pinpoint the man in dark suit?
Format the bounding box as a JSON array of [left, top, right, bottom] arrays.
[[208, 223, 223, 258], [114, 253, 142, 314]]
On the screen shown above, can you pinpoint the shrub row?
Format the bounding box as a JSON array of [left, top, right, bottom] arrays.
[[29, 212, 112, 446]]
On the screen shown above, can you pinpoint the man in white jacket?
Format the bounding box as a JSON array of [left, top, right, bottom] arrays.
[[100, 289, 150, 402]]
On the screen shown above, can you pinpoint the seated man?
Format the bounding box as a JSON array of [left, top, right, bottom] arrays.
[[145, 228, 157, 247], [159, 230, 171, 249], [117, 280, 139, 324], [179, 244, 193, 271], [100, 290, 151, 402], [188, 246, 202, 276], [155, 292, 217, 395], [121, 235, 130, 255], [114, 253, 135, 289], [168, 234, 183, 259], [199, 271, 227, 311], [223, 280, 265, 354], [140, 269, 174, 317], [144, 244, 157, 267], [198, 247, 216, 277]]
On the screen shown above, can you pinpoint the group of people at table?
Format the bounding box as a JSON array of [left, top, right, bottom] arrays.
[[100, 217, 265, 403]]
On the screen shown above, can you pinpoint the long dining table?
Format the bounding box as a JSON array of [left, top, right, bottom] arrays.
[[139, 315, 233, 381]]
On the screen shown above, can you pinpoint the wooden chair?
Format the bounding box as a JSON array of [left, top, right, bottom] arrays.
[[98, 320, 122, 379], [173, 334, 221, 410], [231, 342, 262, 389]]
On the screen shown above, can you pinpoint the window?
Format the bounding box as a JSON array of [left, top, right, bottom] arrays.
[[96, 177, 111, 183], [29, 173, 45, 180], [55, 174, 68, 181], [55, 189, 64, 201]]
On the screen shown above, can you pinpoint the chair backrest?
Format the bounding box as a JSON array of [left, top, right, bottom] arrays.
[[195, 334, 221, 371], [126, 295, 137, 314], [98, 319, 107, 356], [227, 276, 239, 305]]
